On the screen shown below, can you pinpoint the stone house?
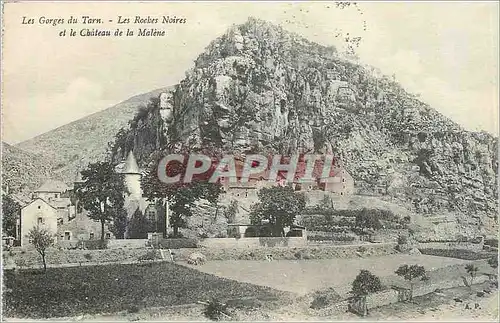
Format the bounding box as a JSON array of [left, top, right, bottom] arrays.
[[292, 158, 355, 196], [20, 198, 58, 247], [31, 179, 70, 201]]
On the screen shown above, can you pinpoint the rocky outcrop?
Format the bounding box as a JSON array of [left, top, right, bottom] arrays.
[[112, 18, 498, 236]]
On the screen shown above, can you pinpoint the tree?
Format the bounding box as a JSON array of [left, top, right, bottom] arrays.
[[128, 209, 154, 239], [27, 227, 54, 272], [108, 208, 128, 239], [319, 195, 335, 210], [487, 256, 498, 269], [355, 208, 382, 232], [395, 264, 427, 301], [465, 264, 479, 287], [250, 186, 307, 237], [2, 194, 20, 237], [223, 200, 238, 224], [141, 146, 223, 237], [351, 270, 383, 316], [75, 161, 126, 244]]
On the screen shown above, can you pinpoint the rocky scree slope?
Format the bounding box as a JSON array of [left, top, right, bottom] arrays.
[[111, 18, 498, 235]]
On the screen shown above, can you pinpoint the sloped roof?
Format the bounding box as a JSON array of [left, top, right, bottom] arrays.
[[35, 180, 70, 193], [47, 198, 72, 209], [21, 197, 57, 210], [123, 151, 141, 174], [11, 193, 31, 207]]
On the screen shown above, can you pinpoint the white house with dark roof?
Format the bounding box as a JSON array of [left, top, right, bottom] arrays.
[[20, 198, 58, 247]]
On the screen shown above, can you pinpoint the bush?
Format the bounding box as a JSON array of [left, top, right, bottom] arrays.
[[83, 240, 108, 250], [202, 298, 230, 321], [294, 250, 311, 260], [187, 252, 206, 265], [307, 234, 355, 242], [484, 239, 498, 248], [397, 235, 408, 245], [310, 287, 342, 309], [357, 246, 367, 253], [127, 304, 140, 313], [138, 250, 161, 261], [157, 238, 198, 249]]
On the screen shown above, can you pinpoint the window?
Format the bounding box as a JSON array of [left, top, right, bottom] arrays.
[[38, 206, 41, 209], [89, 232, 94, 240], [54, 193, 58, 198], [245, 190, 248, 198], [342, 178, 346, 183], [105, 232, 111, 239], [64, 231, 71, 240], [37, 217, 43, 225]]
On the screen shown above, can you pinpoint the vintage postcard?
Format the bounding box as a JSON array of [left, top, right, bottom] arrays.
[[1, 0, 498, 321]]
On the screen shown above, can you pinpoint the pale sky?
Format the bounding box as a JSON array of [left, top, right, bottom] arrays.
[[2, 1, 498, 144]]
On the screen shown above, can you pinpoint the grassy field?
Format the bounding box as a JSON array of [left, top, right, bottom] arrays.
[[3, 262, 290, 319], [187, 254, 472, 296]]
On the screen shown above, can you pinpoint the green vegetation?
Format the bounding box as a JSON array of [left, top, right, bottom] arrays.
[[128, 208, 155, 239], [1, 194, 20, 237], [74, 161, 126, 242], [484, 238, 498, 248], [310, 287, 342, 309], [350, 270, 384, 316], [419, 248, 495, 260], [302, 208, 406, 234], [307, 234, 355, 242], [141, 146, 223, 237], [487, 255, 498, 269], [465, 263, 479, 287], [27, 227, 55, 272], [3, 262, 286, 318], [202, 298, 231, 321], [250, 186, 307, 237], [395, 264, 428, 301]]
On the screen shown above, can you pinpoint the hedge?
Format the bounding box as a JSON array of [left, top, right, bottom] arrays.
[[307, 234, 355, 242], [156, 238, 198, 249], [419, 248, 495, 260]]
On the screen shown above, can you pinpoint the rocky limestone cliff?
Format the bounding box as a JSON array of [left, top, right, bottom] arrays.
[[112, 18, 498, 236]]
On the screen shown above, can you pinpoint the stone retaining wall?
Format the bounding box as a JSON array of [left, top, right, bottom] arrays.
[[3, 247, 153, 269], [173, 243, 398, 261], [198, 237, 307, 248]]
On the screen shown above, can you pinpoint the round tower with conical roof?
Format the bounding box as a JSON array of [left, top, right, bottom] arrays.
[[123, 150, 142, 200]]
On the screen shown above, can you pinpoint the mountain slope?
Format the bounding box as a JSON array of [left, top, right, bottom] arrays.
[[111, 18, 498, 237], [13, 87, 170, 187], [1, 142, 53, 195]]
